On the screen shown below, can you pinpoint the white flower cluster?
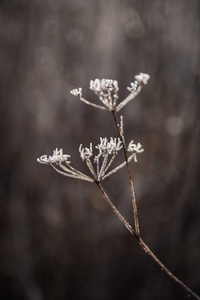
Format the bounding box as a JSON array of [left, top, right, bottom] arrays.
[[127, 141, 144, 162], [79, 137, 122, 161], [127, 81, 138, 93], [77, 137, 143, 181], [90, 79, 119, 93], [70, 73, 150, 112], [89, 78, 119, 110], [115, 73, 150, 112], [134, 73, 150, 85], [70, 88, 82, 97], [37, 148, 70, 164], [37, 148, 94, 182], [79, 137, 123, 181], [95, 137, 122, 157], [79, 143, 93, 161], [37, 138, 144, 182]]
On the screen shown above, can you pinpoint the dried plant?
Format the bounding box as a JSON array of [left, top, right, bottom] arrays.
[[37, 73, 200, 299]]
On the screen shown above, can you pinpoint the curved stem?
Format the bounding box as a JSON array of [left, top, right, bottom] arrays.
[[97, 182, 200, 300], [138, 237, 200, 299]]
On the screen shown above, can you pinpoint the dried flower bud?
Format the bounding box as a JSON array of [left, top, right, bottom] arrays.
[[95, 137, 122, 157], [127, 81, 138, 93], [127, 141, 144, 162], [79, 143, 93, 161], [37, 148, 71, 164], [70, 88, 82, 97], [134, 73, 150, 85]]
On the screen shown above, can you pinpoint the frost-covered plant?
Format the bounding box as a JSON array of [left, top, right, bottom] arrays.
[[37, 137, 143, 182], [37, 73, 199, 300]]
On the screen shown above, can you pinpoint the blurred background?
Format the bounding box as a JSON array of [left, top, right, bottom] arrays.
[[0, 0, 200, 299]]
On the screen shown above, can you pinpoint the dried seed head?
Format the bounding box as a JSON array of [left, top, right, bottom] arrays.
[[37, 148, 71, 164], [71, 74, 150, 112], [127, 141, 144, 162], [70, 88, 82, 97], [90, 79, 119, 93], [79, 143, 93, 161], [134, 73, 150, 85], [95, 137, 122, 157], [127, 81, 138, 93]]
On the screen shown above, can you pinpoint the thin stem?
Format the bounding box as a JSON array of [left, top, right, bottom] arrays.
[[102, 152, 135, 180], [101, 153, 117, 177], [86, 158, 97, 179], [97, 182, 200, 300], [138, 237, 200, 300], [112, 110, 140, 236], [96, 182, 136, 236], [64, 161, 93, 181], [79, 96, 109, 111], [116, 85, 142, 112], [50, 163, 94, 182], [98, 153, 109, 181]]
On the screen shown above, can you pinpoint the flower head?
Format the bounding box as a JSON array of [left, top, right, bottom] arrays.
[[95, 137, 122, 157], [79, 137, 127, 181], [90, 79, 119, 93], [89, 78, 119, 110], [70, 74, 150, 112], [70, 88, 82, 97], [134, 73, 150, 85], [79, 143, 93, 161], [127, 141, 144, 162], [127, 81, 138, 93], [37, 148, 70, 164]]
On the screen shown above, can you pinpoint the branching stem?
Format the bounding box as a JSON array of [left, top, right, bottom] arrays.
[[97, 182, 200, 300], [96, 182, 136, 236], [112, 110, 140, 236]]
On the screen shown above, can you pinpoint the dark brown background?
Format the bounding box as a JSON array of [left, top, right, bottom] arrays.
[[0, 0, 200, 299]]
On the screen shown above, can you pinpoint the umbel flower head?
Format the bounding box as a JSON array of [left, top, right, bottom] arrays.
[[70, 73, 150, 112], [37, 148, 70, 164], [37, 138, 144, 182]]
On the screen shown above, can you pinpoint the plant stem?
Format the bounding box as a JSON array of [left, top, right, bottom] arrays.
[[97, 182, 200, 300], [96, 181, 136, 236], [138, 237, 200, 300], [112, 110, 140, 236]]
